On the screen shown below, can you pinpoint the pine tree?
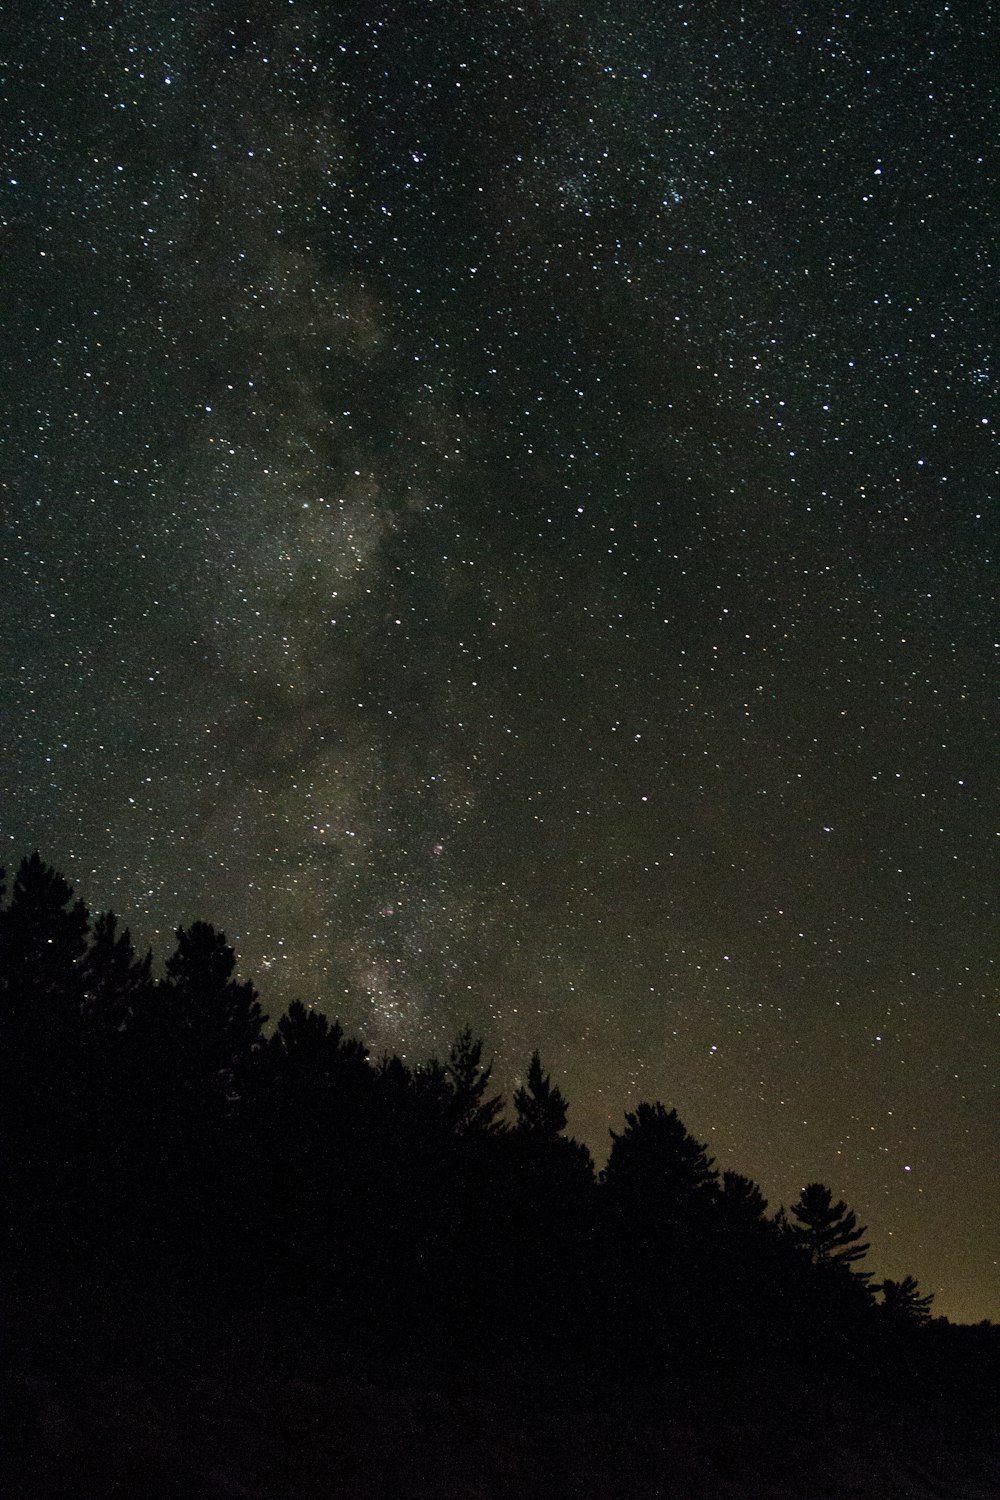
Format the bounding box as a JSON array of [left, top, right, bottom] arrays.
[[128, 922, 266, 1146], [0, 851, 89, 1022], [603, 1101, 718, 1206], [445, 1027, 505, 1135], [514, 1051, 569, 1138], [789, 1182, 870, 1269], [80, 910, 152, 1036], [0, 852, 90, 1123], [880, 1274, 934, 1326], [718, 1170, 769, 1228]]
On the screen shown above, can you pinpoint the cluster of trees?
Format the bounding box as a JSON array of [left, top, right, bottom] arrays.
[[0, 854, 986, 1416]]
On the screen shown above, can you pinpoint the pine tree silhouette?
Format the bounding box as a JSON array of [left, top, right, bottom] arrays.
[[514, 1051, 569, 1138], [880, 1274, 934, 1326], [445, 1026, 505, 1135], [0, 855, 91, 1195], [156, 920, 266, 1106], [80, 909, 152, 1036], [603, 1101, 718, 1208], [789, 1182, 870, 1269]]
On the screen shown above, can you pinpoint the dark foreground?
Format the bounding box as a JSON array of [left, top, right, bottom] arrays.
[[2, 858, 997, 1496], [6, 1343, 998, 1500]]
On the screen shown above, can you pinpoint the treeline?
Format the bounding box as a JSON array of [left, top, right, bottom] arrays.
[[2, 853, 996, 1420]]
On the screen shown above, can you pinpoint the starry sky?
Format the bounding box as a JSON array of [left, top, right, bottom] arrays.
[[2, 2, 996, 1321]]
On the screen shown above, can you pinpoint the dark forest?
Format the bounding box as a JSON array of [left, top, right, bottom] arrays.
[[3, 854, 997, 1498]]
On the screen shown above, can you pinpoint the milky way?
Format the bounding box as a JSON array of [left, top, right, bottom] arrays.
[[2, 2, 996, 1319]]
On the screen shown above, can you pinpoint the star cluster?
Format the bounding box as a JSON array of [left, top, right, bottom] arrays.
[[1, 2, 996, 1320]]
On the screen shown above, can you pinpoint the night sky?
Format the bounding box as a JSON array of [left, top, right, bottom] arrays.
[[2, 2, 996, 1321]]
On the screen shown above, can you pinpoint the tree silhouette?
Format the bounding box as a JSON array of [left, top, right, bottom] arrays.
[[445, 1026, 505, 1135], [0, 851, 89, 1039], [75, 911, 153, 1200], [239, 999, 377, 1343], [510, 1050, 594, 1200], [603, 1101, 718, 1208], [268, 998, 370, 1095], [103, 921, 270, 1279], [880, 1274, 934, 1326], [6, 851, 994, 1478], [716, 1170, 769, 1230], [789, 1182, 870, 1269], [514, 1050, 569, 1138], [155, 920, 266, 1105], [80, 909, 152, 1036], [0, 854, 91, 1181], [250, 997, 374, 1189], [597, 1103, 720, 1382]]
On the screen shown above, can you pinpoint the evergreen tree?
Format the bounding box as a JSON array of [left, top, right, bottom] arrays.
[[880, 1274, 934, 1326], [603, 1101, 718, 1207], [80, 909, 152, 1036], [789, 1182, 870, 1269], [155, 920, 266, 1106], [514, 1051, 569, 1138], [0, 853, 90, 1131], [6, 851, 993, 1447], [253, 998, 373, 1167], [717, 1170, 769, 1229], [76, 909, 153, 1179], [445, 1026, 505, 1135], [0, 851, 89, 1027], [270, 998, 369, 1089], [410, 1054, 456, 1120]]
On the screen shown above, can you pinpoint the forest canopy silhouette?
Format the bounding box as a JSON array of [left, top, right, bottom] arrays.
[[2, 853, 997, 1496]]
